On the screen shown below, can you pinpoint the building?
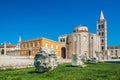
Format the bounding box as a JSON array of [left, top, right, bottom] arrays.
[[0, 43, 16, 55], [58, 10, 110, 59], [0, 36, 21, 56], [20, 37, 61, 58], [107, 46, 120, 59], [59, 25, 101, 59], [97, 11, 107, 52]]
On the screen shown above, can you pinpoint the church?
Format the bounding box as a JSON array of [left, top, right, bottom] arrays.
[[59, 11, 107, 59]]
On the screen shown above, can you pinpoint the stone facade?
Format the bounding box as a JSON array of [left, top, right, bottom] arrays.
[[59, 26, 101, 59], [20, 37, 61, 58], [97, 11, 107, 52], [107, 46, 120, 59]]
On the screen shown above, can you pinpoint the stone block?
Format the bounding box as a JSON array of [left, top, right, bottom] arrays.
[[34, 47, 58, 73]]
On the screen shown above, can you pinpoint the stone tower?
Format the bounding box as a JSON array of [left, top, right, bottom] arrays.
[[97, 10, 107, 52]]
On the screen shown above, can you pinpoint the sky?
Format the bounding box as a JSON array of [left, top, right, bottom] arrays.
[[0, 0, 120, 46]]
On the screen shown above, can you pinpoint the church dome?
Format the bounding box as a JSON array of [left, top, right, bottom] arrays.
[[73, 25, 88, 32]]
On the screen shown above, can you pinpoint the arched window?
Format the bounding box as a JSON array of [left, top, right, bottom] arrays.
[[102, 24, 104, 29], [102, 32, 104, 36], [98, 25, 101, 29], [102, 39, 104, 43], [60, 39, 62, 42], [102, 46, 104, 51], [63, 38, 65, 42]]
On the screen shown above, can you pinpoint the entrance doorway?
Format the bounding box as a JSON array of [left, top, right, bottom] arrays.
[[61, 47, 66, 59]]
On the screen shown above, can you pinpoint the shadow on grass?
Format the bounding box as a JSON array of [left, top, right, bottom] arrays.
[[65, 65, 80, 67], [28, 71, 46, 74], [28, 69, 55, 74]]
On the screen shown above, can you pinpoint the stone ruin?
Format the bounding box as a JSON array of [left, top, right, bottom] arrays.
[[87, 57, 98, 63], [34, 47, 58, 73], [72, 54, 87, 67]]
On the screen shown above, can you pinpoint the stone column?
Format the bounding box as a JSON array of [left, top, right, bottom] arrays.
[[77, 35, 80, 54], [4, 42, 6, 55], [74, 35, 77, 54]]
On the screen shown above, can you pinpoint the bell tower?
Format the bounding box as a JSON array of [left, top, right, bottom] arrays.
[[18, 36, 21, 49], [97, 10, 107, 52]]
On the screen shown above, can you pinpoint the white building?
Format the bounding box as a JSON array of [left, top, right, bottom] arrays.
[[107, 46, 120, 59], [0, 36, 21, 56]]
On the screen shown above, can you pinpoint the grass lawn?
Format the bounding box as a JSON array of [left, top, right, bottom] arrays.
[[0, 63, 120, 80]]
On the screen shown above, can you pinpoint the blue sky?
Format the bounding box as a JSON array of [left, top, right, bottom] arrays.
[[0, 0, 120, 46]]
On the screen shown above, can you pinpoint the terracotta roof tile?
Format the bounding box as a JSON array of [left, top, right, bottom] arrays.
[[0, 43, 16, 48]]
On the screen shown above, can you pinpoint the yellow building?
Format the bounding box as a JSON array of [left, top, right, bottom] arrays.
[[20, 37, 61, 58]]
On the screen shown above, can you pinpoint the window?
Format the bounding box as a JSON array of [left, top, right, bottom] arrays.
[[56, 45, 58, 49], [91, 37, 93, 39], [63, 39, 65, 42], [111, 50, 113, 55], [98, 25, 101, 29], [102, 46, 104, 51], [111, 50, 113, 53], [102, 39, 104, 43], [116, 50, 117, 53], [102, 32, 104, 36], [102, 24, 104, 29], [45, 42, 48, 47], [60, 39, 62, 42]]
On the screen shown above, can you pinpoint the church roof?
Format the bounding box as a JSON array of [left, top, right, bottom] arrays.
[[73, 25, 88, 32]]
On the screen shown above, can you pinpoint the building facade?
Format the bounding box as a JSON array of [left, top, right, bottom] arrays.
[[59, 25, 101, 59], [20, 37, 61, 58], [107, 46, 120, 59], [0, 36, 21, 56], [0, 43, 20, 56]]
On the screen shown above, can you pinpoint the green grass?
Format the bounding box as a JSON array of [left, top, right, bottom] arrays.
[[0, 63, 120, 80]]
